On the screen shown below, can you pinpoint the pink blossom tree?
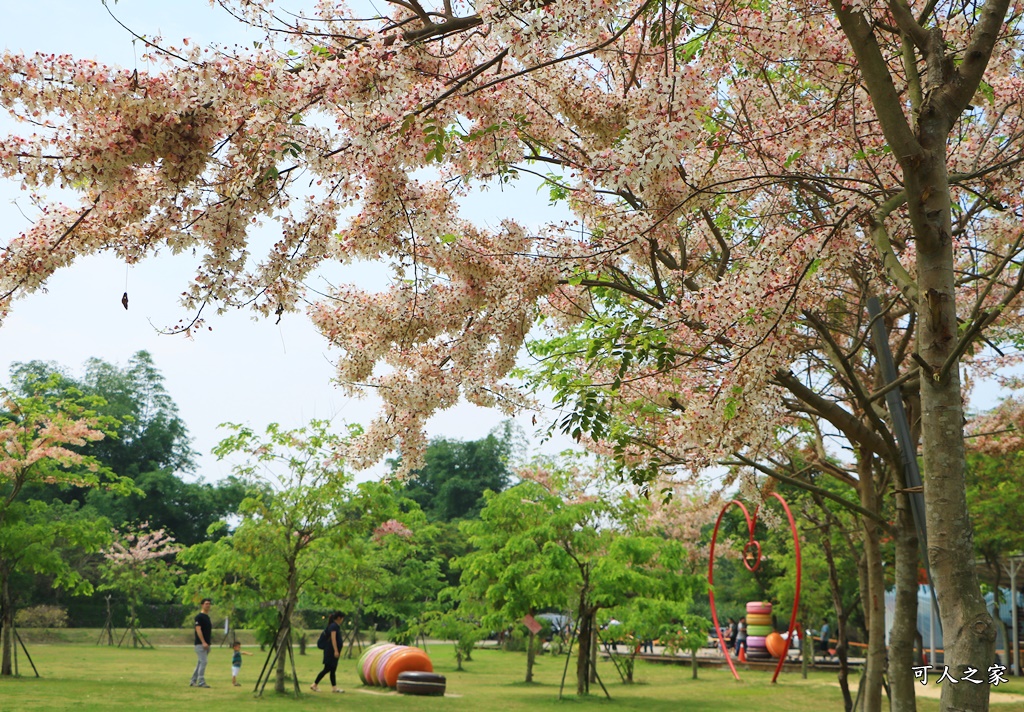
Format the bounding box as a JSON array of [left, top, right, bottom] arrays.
[[3, 2, 1024, 707], [99, 525, 182, 648], [0, 375, 127, 674]]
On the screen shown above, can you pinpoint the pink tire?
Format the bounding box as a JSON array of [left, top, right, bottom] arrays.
[[363, 644, 396, 685], [747, 636, 767, 649], [746, 601, 772, 615], [358, 643, 390, 685], [374, 646, 406, 686]]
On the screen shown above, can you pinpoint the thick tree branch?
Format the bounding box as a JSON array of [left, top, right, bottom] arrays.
[[870, 191, 920, 304], [829, 2, 921, 162], [943, 0, 1013, 115], [774, 369, 891, 456], [725, 455, 894, 531], [886, 0, 929, 50]]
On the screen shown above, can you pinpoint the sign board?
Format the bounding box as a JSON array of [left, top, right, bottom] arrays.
[[522, 614, 542, 635]]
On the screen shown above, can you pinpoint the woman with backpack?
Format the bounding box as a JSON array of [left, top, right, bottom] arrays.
[[310, 612, 345, 693]]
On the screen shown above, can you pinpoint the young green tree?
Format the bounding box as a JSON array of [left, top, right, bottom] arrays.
[[179, 420, 380, 694], [360, 513, 447, 644], [462, 458, 703, 695]]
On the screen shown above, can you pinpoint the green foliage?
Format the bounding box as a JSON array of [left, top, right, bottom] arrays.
[[966, 450, 1024, 561], [8, 353, 228, 546], [0, 499, 110, 595], [13, 604, 69, 629], [179, 419, 389, 671], [398, 422, 519, 522], [85, 470, 246, 547], [523, 294, 681, 486], [460, 458, 703, 692]]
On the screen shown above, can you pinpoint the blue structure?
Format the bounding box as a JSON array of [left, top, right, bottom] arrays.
[[885, 585, 1023, 667]]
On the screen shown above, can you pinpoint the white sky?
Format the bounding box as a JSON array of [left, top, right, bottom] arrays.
[[0, 0, 579, 481]]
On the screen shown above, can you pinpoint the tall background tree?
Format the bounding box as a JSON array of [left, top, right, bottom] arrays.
[[10, 354, 244, 547], [399, 421, 520, 522]]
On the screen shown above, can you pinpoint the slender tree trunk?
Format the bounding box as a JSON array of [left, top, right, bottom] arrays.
[[589, 619, 598, 685], [690, 648, 698, 679], [576, 607, 592, 695], [526, 629, 536, 682], [800, 620, 809, 679], [858, 452, 885, 712], [822, 533, 853, 711], [915, 151, 996, 711], [276, 572, 299, 694], [1, 570, 12, 676], [889, 493, 920, 712], [275, 615, 290, 694]]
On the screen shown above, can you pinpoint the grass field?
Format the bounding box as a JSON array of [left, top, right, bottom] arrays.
[[0, 633, 1019, 711]]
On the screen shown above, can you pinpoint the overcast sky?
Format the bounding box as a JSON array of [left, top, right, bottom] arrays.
[[0, 0, 578, 481]]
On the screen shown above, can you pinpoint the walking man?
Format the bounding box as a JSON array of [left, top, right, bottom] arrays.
[[190, 598, 213, 688], [818, 617, 831, 661]]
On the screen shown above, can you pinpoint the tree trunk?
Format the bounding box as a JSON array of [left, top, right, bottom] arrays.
[[822, 533, 853, 711], [275, 619, 290, 694], [129, 603, 139, 648], [275, 571, 299, 694], [576, 608, 592, 695], [589, 619, 598, 685], [455, 645, 464, 671], [858, 452, 886, 712], [915, 151, 996, 711], [690, 648, 698, 680], [889, 493, 920, 712], [1, 570, 12, 676], [526, 629, 536, 682], [800, 620, 809, 679]]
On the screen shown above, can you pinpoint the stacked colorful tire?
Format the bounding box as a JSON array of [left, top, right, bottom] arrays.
[[745, 601, 774, 661], [396, 671, 446, 697], [359, 644, 434, 688]]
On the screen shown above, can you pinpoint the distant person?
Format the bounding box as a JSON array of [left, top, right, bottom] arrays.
[[727, 617, 737, 651], [818, 617, 831, 660], [310, 611, 345, 693], [190, 598, 213, 688], [735, 616, 747, 656], [231, 641, 253, 687], [642, 638, 654, 654]]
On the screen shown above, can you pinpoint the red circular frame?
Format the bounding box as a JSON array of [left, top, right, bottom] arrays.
[[707, 492, 801, 683]]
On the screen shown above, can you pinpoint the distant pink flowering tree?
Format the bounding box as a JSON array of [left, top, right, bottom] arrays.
[[100, 525, 182, 647]]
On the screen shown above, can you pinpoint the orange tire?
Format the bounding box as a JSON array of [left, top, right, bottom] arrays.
[[383, 647, 433, 688]]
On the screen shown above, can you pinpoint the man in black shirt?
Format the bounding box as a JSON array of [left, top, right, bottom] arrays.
[[190, 598, 213, 688]]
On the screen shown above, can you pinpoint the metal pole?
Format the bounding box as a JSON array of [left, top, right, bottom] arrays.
[[1011, 559, 1021, 676], [867, 297, 942, 635], [929, 589, 936, 666]]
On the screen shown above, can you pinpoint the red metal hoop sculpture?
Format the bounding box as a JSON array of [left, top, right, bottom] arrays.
[[707, 492, 801, 683]]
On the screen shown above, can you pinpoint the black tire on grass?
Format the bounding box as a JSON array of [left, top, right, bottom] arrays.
[[396, 671, 446, 697]]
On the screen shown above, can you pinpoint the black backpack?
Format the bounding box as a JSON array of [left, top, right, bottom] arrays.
[[317, 626, 329, 650]]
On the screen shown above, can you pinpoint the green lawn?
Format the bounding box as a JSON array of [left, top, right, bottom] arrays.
[[0, 636, 999, 711]]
